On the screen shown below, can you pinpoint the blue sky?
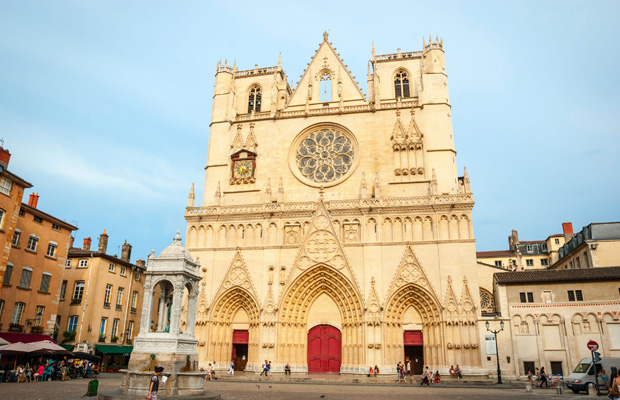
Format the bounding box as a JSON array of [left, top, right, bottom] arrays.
[[1, 1, 618, 260]]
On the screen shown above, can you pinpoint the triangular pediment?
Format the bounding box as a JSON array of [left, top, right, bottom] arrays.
[[386, 245, 439, 303], [231, 129, 244, 152], [407, 111, 424, 143], [287, 33, 367, 107], [212, 250, 260, 306], [366, 277, 383, 324], [391, 118, 407, 145], [283, 199, 361, 295]]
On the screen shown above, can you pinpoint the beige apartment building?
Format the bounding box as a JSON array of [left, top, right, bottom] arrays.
[[551, 222, 620, 270], [0, 145, 77, 338], [184, 34, 496, 375], [57, 231, 146, 360], [1, 194, 77, 335], [476, 223, 571, 270]]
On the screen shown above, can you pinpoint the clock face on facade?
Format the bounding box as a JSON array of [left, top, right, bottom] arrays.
[[233, 159, 254, 179], [230, 150, 257, 184]]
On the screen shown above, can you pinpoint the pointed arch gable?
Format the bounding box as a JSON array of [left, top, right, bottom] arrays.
[[278, 264, 363, 324]]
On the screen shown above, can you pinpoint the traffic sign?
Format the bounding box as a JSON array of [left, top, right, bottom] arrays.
[[587, 340, 599, 352]]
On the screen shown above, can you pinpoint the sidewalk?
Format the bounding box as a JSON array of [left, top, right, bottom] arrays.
[[214, 372, 526, 389]]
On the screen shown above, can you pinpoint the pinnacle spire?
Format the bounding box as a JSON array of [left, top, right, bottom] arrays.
[[187, 182, 195, 207], [371, 41, 375, 60], [278, 52, 282, 69]]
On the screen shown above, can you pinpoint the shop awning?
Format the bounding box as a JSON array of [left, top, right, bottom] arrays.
[[95, 345, 133, 355], [0, 333, 57, 344], [60, 344, 75, 351]]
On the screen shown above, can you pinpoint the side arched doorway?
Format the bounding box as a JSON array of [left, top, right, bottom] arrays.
[[307, 325, 341, 373]]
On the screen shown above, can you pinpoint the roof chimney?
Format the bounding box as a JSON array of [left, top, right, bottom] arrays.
[[83, 237, 92, 251], [121, 241, 132, 262], [0, 146, 11, 171], [28, 192, 39, 208], [69, 236, 75, 248], [136, 259, 146, 268], [98, 229, 109, 254], [562, 222, 573, 234]]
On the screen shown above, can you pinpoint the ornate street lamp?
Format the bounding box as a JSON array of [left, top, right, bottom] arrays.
[[486, 320, 504, 384]]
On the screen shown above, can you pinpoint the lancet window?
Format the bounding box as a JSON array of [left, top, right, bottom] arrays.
[[248, 85, 262, 113], [320, 72, 332, 102], [394, 70, 410, 99]]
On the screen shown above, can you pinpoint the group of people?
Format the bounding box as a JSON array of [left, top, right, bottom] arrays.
[[259, 360, 272, 376], [2, 357, 99, 382], [527, 366, 551, 388]]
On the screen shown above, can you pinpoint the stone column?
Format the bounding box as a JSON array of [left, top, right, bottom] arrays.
[[139, 280, 154, 334]]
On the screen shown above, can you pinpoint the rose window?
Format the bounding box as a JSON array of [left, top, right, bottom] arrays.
[[295, 128, 355, 184]]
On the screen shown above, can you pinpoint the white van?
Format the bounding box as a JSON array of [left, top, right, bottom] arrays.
[[565, 357, 620, 393]]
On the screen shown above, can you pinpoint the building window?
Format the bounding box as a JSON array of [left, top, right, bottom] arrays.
[[11, 302, 25, 324], [18, 209, 25, 217], [116, 287, 124, 307], [394, 70, 410, 98], [320, 72, 332, 102], [51, 223, 61, 231], [526, 259, 534, 266], [0, 177, 12, 195], [0, 299, 4, 320], [27, 235, 39, 252], [78, 259, 88, 268], [72, 281, 85, 301], [541, 243, 548, 252], [65, 259, 72, 268], [34, 305, 45, 326], [120, 266, 126, 276], [520, 292, 534, 303], [33, 215, 43, 223], [131, 291, 138, 310], [67, 316, 78, 332], [39, 272, 52, 293], [555, 238, 560, 245], [494, 261, 502, 268], [541, 259, 549, 266], [526, 244, 533, 253], [583, 252, 590, 267], [99, 318, 107, 340], [104, 284, 112, 306], [126, 321, 134, 342], [111, 319, 119, 339], [109, 263, 115, 272], [19, 267, 33, 289], [59, 280, 67, 300], [3, 263, 13, 285], [12, 229, 20, 247], [46, 242, 57, 258], [134, 271, 140, 281], [568, 290, 583, 302], [248, 85, 262, 112], [0, 208, 5, 229]]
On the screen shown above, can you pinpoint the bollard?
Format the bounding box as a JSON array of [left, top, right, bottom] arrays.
[[555, 386, 563, 394], [587, 384, 597, 397], [85, 379, 99, 397], [525, 382, 532, 392]]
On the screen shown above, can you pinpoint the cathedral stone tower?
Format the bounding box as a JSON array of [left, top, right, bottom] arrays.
[[185, 33, 484, 375]]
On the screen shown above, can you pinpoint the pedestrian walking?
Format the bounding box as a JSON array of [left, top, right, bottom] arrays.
[[228, 360, 235, 375], [148, 366, 164, 400], [421, 366, 430, 386], [539, 367, 548, 388]]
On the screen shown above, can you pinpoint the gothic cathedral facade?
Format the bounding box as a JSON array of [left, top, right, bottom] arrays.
[[185, 33, 486, 374]]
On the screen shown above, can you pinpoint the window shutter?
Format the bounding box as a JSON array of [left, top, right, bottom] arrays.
[[403, 80, 410, 98], [40, 274, 51, 292], [19, 269, 32, 288], [527, 292, 534, 303], [3, 264, 12, 284], [519, 292, 526, 303], [576, 290, 583, 301]]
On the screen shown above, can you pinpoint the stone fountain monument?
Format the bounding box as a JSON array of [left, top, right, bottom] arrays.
[[99, 231, 218, 400]]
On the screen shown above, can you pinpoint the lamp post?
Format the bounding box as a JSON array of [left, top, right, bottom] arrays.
[[486, 320, 504, 384]]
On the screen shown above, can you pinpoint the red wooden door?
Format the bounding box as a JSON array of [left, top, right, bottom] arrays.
[[307, 325, 341, 373]]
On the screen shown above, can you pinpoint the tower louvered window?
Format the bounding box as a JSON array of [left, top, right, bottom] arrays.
[[248, 86, 262, 113], [394, 71, 410, 99]]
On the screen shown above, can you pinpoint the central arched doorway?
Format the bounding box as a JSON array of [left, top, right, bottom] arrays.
[[307, 324, 341, 373]]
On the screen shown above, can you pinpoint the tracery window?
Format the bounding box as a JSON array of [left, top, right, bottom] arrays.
[[248, 85, 262, 113], [296, 127, 354, 184], [320, 72, 332, 102], [394, 70, 410, 99], [480, 288, 495, 315]]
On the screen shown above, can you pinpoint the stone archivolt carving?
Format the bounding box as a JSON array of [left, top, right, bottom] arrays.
[[289, 123, 359, 188]]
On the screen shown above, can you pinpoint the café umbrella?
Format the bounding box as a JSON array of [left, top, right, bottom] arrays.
[[0, 342, 37, 369]]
